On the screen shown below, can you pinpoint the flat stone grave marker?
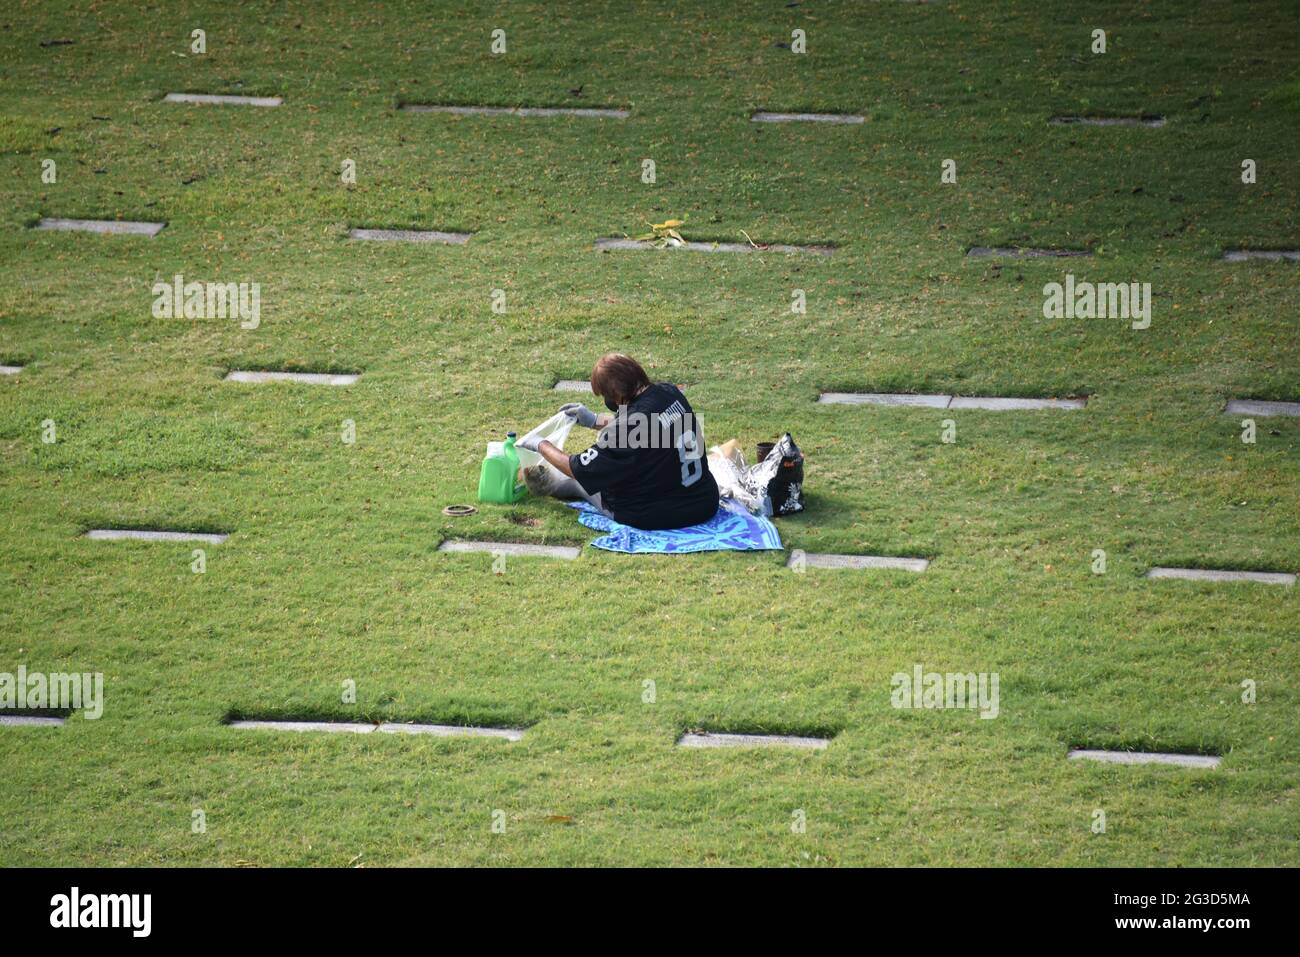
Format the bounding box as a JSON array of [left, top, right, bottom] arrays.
[[231, 720, 374, 734], [1221, 250, 1299, 262], [950, 396, 1086, 411], [438, 540, 581, 560], [818, 392, 1085, 411], [376, 723, 523, 740], [34, 218, 165, 237], [85, 529, 228, 544], [1145, 567, 1294, 585], [0, 715, 66, 726], [967, 246, 1091, 258], [818, 392, 952, 408], [1224, 399, 1300, 417], [788, 551, 929, 573], [229, 719, 523, 740], [225, 371, 358, 385], [595, 237, 833, 256], [750, 111, 865, 124], [1068, 749, 1220, 768], [553, 380, 593, 392], [1049, 115, 1165, 127], [400, 103, 628, 119], [348, 228, 472, 244], [0, 365, 22, 375], [677, 731, 830, 750], [164, 93, 282, 107]]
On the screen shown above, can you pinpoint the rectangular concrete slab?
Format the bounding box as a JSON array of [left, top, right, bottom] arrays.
[[818, 392, 952, 408], [1068, 749, 1220, 769], [1049, 115, 1165, 127], [400, 103, 628, 119], [438, 540, 581, 560], [553, 380, 593, 392], [1146, 567, 1294, 585], [34, 217, 165, 237], [967, 246, 1091, 258], [594, 237, 833, 256], [1221, 250, 1300, 262], [377, 723, 524, 741], [0, 715, 66, 726], [225, 370, 359, 385], [750, 111, 865, 124], [0, 365, 22, 375], [164, 92, 282, 107], [949, 396, 1087, 411], [677, 732, 829, 750], [230, 720, 375, 734], [86, 529, 228, 544], [229, 719, 523, 739], [789, 552, 929, 573], [1224, 399, 1300, 417], [348, 228, 471, 244]]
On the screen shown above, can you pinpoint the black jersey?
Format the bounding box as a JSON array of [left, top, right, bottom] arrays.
[[569, 383, 720, 530]]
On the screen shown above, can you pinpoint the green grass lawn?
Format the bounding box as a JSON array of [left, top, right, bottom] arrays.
[[0, 0, 1296, 866]]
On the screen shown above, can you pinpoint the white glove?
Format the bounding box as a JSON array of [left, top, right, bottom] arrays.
[[516, 434, 543, 453]]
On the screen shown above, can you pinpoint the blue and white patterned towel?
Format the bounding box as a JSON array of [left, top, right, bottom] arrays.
[[566, 499, 783, 554]]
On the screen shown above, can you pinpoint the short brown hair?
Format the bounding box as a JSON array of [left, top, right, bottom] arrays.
[[591, 353, 652, 407]]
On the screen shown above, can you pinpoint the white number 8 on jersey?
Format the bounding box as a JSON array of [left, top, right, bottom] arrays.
[[677, 430, 702, 487]]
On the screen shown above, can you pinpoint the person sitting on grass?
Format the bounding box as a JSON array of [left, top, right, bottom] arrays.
[[517, 353, 720, 530]]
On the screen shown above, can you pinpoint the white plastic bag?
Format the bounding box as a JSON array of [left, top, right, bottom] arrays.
[[517, 411, 586, 499], [515, 411, 576, 468]]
